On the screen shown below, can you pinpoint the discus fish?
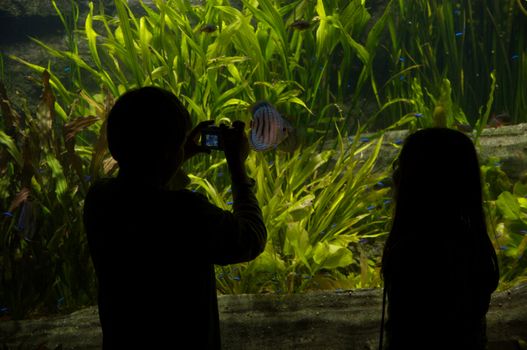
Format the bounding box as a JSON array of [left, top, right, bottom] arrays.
[[249, 101, 297, 152]]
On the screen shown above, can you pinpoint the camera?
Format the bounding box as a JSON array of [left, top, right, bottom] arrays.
[[201, 125, 225, 150]]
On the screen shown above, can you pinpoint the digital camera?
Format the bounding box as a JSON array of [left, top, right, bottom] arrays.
[[201, 125, 229, 150]]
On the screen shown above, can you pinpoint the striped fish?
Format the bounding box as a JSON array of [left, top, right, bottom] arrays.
[[249, 101, 296, 152]]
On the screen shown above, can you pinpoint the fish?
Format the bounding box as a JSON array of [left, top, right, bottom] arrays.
[[487, 112, 511, 128], [454, 122, 473, 133], [289, 19, 311, 31], [249, 101, 297, 152], [199, 24, 217, 33], [16, 200, 36, 241]]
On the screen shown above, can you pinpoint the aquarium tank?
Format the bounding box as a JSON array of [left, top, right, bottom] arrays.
[[0, 0, 526, 320]]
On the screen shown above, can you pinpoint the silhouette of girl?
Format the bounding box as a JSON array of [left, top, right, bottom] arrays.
[[381, 128, 499, 350]]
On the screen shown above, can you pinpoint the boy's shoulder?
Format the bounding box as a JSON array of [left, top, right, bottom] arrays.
[[85, 177, 117, 198]]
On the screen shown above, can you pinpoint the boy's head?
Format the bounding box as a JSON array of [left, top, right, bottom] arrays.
[[107, 86, 192, 183]]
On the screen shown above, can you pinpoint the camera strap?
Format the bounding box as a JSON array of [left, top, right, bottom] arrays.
[[379, 286, 386, 350]]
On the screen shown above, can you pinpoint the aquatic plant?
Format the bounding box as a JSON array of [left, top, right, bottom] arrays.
[[481, 161, 527, 289], [0, 72, 113, 318], [384, 0, 527, 128], [2, 0, 401, 317], [10, 0, 408, 138], [191, 128, 391, 294]]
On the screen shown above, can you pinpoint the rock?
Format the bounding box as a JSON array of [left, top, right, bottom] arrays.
[[1, 284, 526, 349], [350, 124, 527, 181], [0, 0, 76, 18], [478, 124, 527, 180]]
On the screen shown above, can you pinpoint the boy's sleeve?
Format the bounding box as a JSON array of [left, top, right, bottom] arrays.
[[191, 178, 267, 265]]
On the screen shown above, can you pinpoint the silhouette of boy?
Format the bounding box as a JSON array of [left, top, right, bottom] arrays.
[[83, 86, 267, 349], [381, 128, 499, 350]]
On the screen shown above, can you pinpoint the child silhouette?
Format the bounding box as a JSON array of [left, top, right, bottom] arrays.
[[381, 128, 499, 350], [83, 87, 267, 349]]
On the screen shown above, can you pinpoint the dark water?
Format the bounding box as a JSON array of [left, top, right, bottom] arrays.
[[0, 13, 64, 45]]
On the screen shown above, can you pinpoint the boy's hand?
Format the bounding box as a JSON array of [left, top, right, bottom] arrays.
[[221, 121, 249, 165], [183, 120, 214, 162], [222, 121, 250, 183]]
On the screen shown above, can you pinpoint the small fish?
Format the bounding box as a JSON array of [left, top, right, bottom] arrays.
[[289, 19, 311, 31], [16, 200, 36, 241], [199, 24, 217, 33], [454, 122, 473, 133], [374, 181, 386, 189], [487, 112, 511, 128], [249, 101, 297, 152]]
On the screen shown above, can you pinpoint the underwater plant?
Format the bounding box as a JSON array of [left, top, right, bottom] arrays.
[[193, 128, 391, 294], [0, 72, 113, 318], [481, 161, 527, 290], [383, 0, 527, 129], [1, 0, 401, 317]]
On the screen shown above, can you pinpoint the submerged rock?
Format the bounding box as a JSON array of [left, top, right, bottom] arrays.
[[353, 124, 527, 181]]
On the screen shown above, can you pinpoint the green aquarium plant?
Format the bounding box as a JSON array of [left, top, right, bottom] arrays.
[[481, 161, 527, 289], [384, 0, 527, 128], [194, 128, 391, 294], [0, 72, 115, 319], [2, 0, 402, 317], [11, 0, 406, 139]]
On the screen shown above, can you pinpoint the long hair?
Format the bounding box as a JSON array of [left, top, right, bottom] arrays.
[[382, 128, 499, 293]]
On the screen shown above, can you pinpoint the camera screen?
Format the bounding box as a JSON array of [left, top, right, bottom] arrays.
[[205, 134, 219, 147]]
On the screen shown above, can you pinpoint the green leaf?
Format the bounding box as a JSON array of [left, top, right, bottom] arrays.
[[287, 194, 315, 221], [151, 66, 169, 80], [44, 153, 68, 200], [0, 130, 23, 166], [285, 221, 311, 267], [85, 3, 102, 69], [513, 182, 527, 198], [188, 174, 225, 208], [312, 241, 353, 270], [8, 55, 71, 101], [114, 0, 142, 85], [497, 191, 521, 221]]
